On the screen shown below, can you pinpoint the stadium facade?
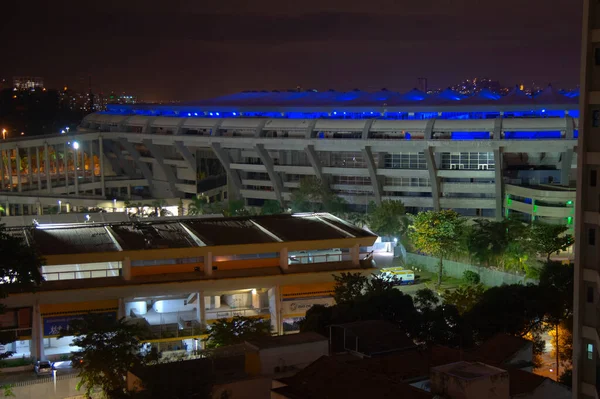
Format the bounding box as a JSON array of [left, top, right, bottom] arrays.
[[0, 86, 578, 227]]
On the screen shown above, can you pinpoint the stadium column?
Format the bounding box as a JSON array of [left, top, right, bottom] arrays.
[[118, 139, 154, 189], [15, 146, 21, 192], [6, 149, 12, 192], [362, 146, 382, 204], [36, 147, 41, 190], [27, 147, 33, 190], [493, 148, 504, 221], [424, 147, 440, 211], [31, 301, 44, 361], [99, 137, 105, 197], [89, 140, 95, 185], [255, 144, 285, 206], [44, 143, 51, 193], [561, 148, 574, 187], [210, 143, 242, 200], [304, 145, 325, 182], [173, 141, 197, 188], [493, 117, 503, 140], [142, 139, 181, 197], [268, 286, 282, 336], [63, 142, 68, 194]]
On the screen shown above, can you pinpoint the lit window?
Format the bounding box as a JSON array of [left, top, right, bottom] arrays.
[[588, 343, 594, 360]]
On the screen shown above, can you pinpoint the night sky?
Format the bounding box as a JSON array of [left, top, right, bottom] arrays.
[[0, 0, 583, 102]]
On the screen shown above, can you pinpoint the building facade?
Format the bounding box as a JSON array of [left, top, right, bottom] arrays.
[[0, 87, 578, 228], [574, 0, 600, 397], [0, 213, 375, 361]]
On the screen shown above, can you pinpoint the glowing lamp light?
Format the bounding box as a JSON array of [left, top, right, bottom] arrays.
[[60, 130, 66, 134], [194, 112, 198, 116], [541, 109, 546, 113], [209, 112, 213, 116], [333, 111, 337, 115], [216, 112, 220, 116], [233, 112, 237, 116], [187, 113, 191, 116], [72, 141, 80, 150]]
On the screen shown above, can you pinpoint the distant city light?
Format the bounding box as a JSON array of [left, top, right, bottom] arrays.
[[194, 112, 198, 116], [61, 130, 65, 134], [72, 141, 80, 150], [233, 112, 237, 116], [216, 112, 220, 116]]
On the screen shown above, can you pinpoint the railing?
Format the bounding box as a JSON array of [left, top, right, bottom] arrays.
[[43, 268, 121, 281], [8, 370, 78, 388], [288, 252, 372, 265], [206, 306, 270, 320]]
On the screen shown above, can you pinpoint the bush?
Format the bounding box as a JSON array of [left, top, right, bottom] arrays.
[[463, 270, 481, 285], [0, 356, 32, 368]]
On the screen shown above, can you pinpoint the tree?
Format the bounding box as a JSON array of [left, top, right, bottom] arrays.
[[261, 200, 283, 215], [441, 285, 486, 315], [61, 314, 147, 398], [332, 272, 368, 304], [204, 316, 270, 348], [539, 261, 574, 379], [530, 222, 574, 261], [0, 225, 44, 358], [345, 212, 369, 229], [410, 210, 465, 286], [224, 199, 252, 217], [414, 288, 440, 312], [290, 177, 346, 215], [187, 195, 209, 216], [367, 200, 408, 239]]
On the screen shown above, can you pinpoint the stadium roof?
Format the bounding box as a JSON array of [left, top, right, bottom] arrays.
[[104, 85, 579, 116], [9, 213, 375, 256]]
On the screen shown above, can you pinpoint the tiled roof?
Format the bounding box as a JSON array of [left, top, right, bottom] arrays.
[[473, 333, 532, 365], [246, 332, 327, 350], [508, 368, 547, 396]]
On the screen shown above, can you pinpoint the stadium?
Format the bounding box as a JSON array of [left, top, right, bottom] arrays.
[[0, 85, 578, 227]]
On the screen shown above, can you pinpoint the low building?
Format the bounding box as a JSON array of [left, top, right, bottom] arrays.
[[329, 320, 417, 358], [430, 361, 510, 399], [473, 333, 534, 371], [245, 332, 328, 375], [0, 213, 376, 361]]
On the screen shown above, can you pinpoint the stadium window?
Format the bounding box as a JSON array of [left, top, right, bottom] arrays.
[[591, 169, 597, 187], [596, 48, 600, 65], [593, 110, 600, 127], [588, 343, 594, 360], [589, 228, 596, 246], [588, 286, 594, 303]]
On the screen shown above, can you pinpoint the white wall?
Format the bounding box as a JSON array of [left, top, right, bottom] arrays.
[[153, 299, 196, 313], [9, 375, 84, 399], [223, 293, 252, 308], [126, 301, 148, 316], [258, 341, 328, 375]]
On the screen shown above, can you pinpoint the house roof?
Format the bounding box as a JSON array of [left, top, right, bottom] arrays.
[[272, 356, 434, 399], [473, 333, 532, 365], [331, 320, 417, 356], [508, 368, 548, 396], [246, 332, 327, 350]]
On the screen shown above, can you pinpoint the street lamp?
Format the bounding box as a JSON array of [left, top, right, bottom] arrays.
[[1, 129, 6, 140]]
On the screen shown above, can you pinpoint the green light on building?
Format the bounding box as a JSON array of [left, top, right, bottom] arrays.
[[568, 216, 573, 225], [567, 200, 573, 205], [533, 205, 538, 213]]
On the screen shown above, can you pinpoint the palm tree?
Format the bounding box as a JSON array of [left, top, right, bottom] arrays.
[[187, 195, 209, 216]]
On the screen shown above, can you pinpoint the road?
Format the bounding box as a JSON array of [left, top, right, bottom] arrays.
[[0, 361, 76, 385]]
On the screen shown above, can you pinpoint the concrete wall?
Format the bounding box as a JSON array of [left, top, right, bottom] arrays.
[[7, 375, 95, 399], [153, 299, 196, 313], [405, 253, 539, 287], [258, 341, 329, 375], [223, 293, 252, 309]]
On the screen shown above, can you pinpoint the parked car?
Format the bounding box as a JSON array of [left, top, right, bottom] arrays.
[[34, 360, 53, 376]]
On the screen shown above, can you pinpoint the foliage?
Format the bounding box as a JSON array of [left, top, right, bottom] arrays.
[[204, 316, 271, 348], [0, 384, 14, 397], [345, 212, 369, 228], [0, 357, 32, 368], [187, 195, 209, 216], [289, 177, 346, 215], [462, 270, 480, 285], [530, 222, 574, 261], [548, 320, 573, 365], [0, 225, 45, 358], [366, 200, 408, 239], [225, 199, 252, 217], [61, 314, 147, 399], [261, 200, 283, 215], [413, 288, 440, 312], [441, 285, 486, 315], [410, 210, 465, 286], [332, 272, 368, 304], [558, 368, 572, 388]]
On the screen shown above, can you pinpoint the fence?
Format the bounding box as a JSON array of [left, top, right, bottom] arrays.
[[404, 253, 539, 287]]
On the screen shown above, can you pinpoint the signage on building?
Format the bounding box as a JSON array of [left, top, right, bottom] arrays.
[[281, 297, 335, 316], [43, 312, 116, 336]]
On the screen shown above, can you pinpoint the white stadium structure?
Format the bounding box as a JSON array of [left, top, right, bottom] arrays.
[[0, 86, 579, 228]]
